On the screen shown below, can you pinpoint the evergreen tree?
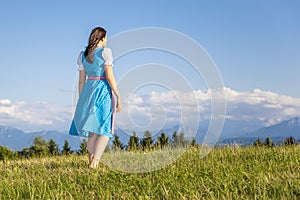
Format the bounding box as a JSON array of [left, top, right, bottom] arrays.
[[253, 138, 262, 146], [29, 136, 48, 157], [19, 148, 30, 159], [157, 132, 169, 149], [264, 137, 273, 147], [62, 140, 71, 155], [0, 146, 14, 161], [172, 131, 179, 147], [141, 130, 154, 151], [284, 136, 296, 146], [79, 139, 88, 154], [127, 132, 139, 151], [178, 132, 187, 147], [48, 139, 59, 156], [112, 134, 124, 150], [191, 138, 196, 147]]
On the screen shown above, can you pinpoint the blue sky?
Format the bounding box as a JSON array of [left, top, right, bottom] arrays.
[[0, 0, 300, 131]]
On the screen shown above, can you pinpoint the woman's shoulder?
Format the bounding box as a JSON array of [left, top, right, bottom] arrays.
[[102, 47, 112, 55], [77, 51, 84, 70], [102, 48, 113, 59], [102, 48, 113, 66]]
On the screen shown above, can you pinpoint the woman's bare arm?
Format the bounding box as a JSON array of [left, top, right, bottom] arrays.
[[78, 70, 86, 95], [105, 65, 122, 112]]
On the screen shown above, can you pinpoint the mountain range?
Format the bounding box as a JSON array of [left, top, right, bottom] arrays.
[[0, 126, 82, 151], [218, 117, 300, 145], [0, 117, 300, 151]]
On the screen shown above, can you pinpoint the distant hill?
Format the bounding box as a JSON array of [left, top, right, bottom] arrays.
[[244, 117, 300, 139], [0, 125, 82, 151], [218, 117, 300, 145], [0, 126, 30, 150], [1, 117, 300, 150]]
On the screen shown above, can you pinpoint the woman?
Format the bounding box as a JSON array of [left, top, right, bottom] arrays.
[[69, 27, 122, 169]]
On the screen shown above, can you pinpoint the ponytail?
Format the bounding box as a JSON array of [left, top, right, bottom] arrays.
[[84, 27, 107, 63]]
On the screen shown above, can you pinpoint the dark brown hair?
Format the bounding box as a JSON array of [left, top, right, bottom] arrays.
[[84, 27, 107, 63]]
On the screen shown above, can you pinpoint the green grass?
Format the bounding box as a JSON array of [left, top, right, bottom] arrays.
[[1, 145, 300, 199]]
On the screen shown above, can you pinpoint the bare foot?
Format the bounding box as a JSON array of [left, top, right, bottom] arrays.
[[89, 157, 99, 169], [88, 153, 93, 165]]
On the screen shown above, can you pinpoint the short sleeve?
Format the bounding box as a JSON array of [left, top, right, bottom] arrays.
[[77, 51, 84, 71], [102, 48, 113, 67]]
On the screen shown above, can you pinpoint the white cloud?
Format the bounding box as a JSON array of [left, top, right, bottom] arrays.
[[283, 107, 297, 116], [116, 87, 300, 131], [1, 87, 300, 132], [0, 99, 72, 131], [0, 99, 11, 106], [222, 88, 300, 126]]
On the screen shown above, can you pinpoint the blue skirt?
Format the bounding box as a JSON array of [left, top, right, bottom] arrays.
[[69, 79, 114, 139]]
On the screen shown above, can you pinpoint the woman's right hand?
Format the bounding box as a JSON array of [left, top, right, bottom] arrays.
[[116, 97, 122, 112]]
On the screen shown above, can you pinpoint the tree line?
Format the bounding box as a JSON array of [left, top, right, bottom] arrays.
[[0, 131, 298, 161], [0, 136, 82, 161], [0, 131, 194, 161], [253, 136, 298, 147], [112, 131, 195, 152]]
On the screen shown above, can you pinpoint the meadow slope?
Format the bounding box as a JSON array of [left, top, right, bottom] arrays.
[[1, 146, 300, 199]]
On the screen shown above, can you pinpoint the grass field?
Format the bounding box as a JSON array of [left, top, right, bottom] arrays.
[[1, 145, 300, 199]]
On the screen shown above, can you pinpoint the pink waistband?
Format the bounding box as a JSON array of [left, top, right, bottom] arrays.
[[87, 76, 106, 80]]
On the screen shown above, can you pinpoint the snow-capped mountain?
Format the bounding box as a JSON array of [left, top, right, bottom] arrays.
[[219, 117, 300, 145]]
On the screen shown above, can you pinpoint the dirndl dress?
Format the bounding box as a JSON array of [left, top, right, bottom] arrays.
[[69, 47, 114, 139]]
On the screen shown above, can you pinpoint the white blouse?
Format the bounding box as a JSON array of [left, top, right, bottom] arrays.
[[77, 48, 113, 71]]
